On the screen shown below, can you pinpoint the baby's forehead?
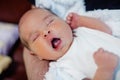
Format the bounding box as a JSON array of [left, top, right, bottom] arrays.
[[22, 8, 51, 20], [20, 8, 48, 26], [27, 9, 53, 22]]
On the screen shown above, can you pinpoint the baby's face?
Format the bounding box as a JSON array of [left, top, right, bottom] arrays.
[[20, 8, 73, 60]]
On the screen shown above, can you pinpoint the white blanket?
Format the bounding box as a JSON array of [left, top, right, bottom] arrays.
[[35, 0, 120, 38]]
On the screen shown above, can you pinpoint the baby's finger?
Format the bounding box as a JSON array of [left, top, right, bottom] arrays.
[[94, 48, 104, 57]]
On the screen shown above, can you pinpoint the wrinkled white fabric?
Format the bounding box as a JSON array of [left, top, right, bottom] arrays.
[[84, 10, 120, 38], [44, 27, 120, 80]]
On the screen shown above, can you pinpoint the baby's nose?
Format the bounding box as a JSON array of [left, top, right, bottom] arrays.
[[44, 30, 51, 37]]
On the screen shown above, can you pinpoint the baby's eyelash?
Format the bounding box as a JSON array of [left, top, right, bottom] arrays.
[[49, 19, 54, 24], [31, 33, 40, 42]]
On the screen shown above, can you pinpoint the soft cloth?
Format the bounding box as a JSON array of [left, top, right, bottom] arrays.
[[84, 10, 120, 38], [35, 0, 120, 38], [0, 22, 19, 55], [45, 27, 120, 80], [0, 55, 12, 74], [35, 0, 85, 19]]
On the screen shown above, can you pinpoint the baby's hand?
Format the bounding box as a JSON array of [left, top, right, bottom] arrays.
[[66, 12, 80, 29], [94, 48, 118, 71]]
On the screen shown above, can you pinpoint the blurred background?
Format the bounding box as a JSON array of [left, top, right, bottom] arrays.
[[0, 0, 31, 80]]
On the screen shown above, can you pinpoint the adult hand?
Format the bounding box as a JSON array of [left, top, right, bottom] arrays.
[[23, 47, 49, 80]]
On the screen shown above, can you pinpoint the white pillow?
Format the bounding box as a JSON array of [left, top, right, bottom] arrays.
[[0, 22, 19, 55]]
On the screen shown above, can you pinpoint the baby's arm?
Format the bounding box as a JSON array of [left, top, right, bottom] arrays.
[[66, 13, 112, 35], [83, 48, 118, 80], [93, 48, 119, 80]]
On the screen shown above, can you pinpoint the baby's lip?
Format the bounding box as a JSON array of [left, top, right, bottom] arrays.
[[51, 38, 61, 49]]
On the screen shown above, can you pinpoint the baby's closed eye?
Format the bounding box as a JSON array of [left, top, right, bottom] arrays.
[[46, 16, 55, 26], [30, 32, 40, 42]]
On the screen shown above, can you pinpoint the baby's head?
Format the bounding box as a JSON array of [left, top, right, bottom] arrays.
[[19, 8, 73, 60]]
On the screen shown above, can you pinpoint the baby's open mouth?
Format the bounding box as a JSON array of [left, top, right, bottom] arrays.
[[51, 38, 61, 49]]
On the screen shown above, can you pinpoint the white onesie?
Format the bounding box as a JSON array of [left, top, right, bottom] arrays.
[[44, 27, 120, 80]]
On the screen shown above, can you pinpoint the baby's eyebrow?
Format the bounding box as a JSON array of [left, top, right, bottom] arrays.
[[43, 14, 53, 21]]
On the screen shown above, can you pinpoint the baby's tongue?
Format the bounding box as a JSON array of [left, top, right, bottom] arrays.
[[52, 38, 61, 49]]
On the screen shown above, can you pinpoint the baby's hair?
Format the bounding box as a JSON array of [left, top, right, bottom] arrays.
[[18, 26, 29, 51], [72, 30, 77, 37], [19, 26, 30, 51], [20, 35, 30, 50]]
